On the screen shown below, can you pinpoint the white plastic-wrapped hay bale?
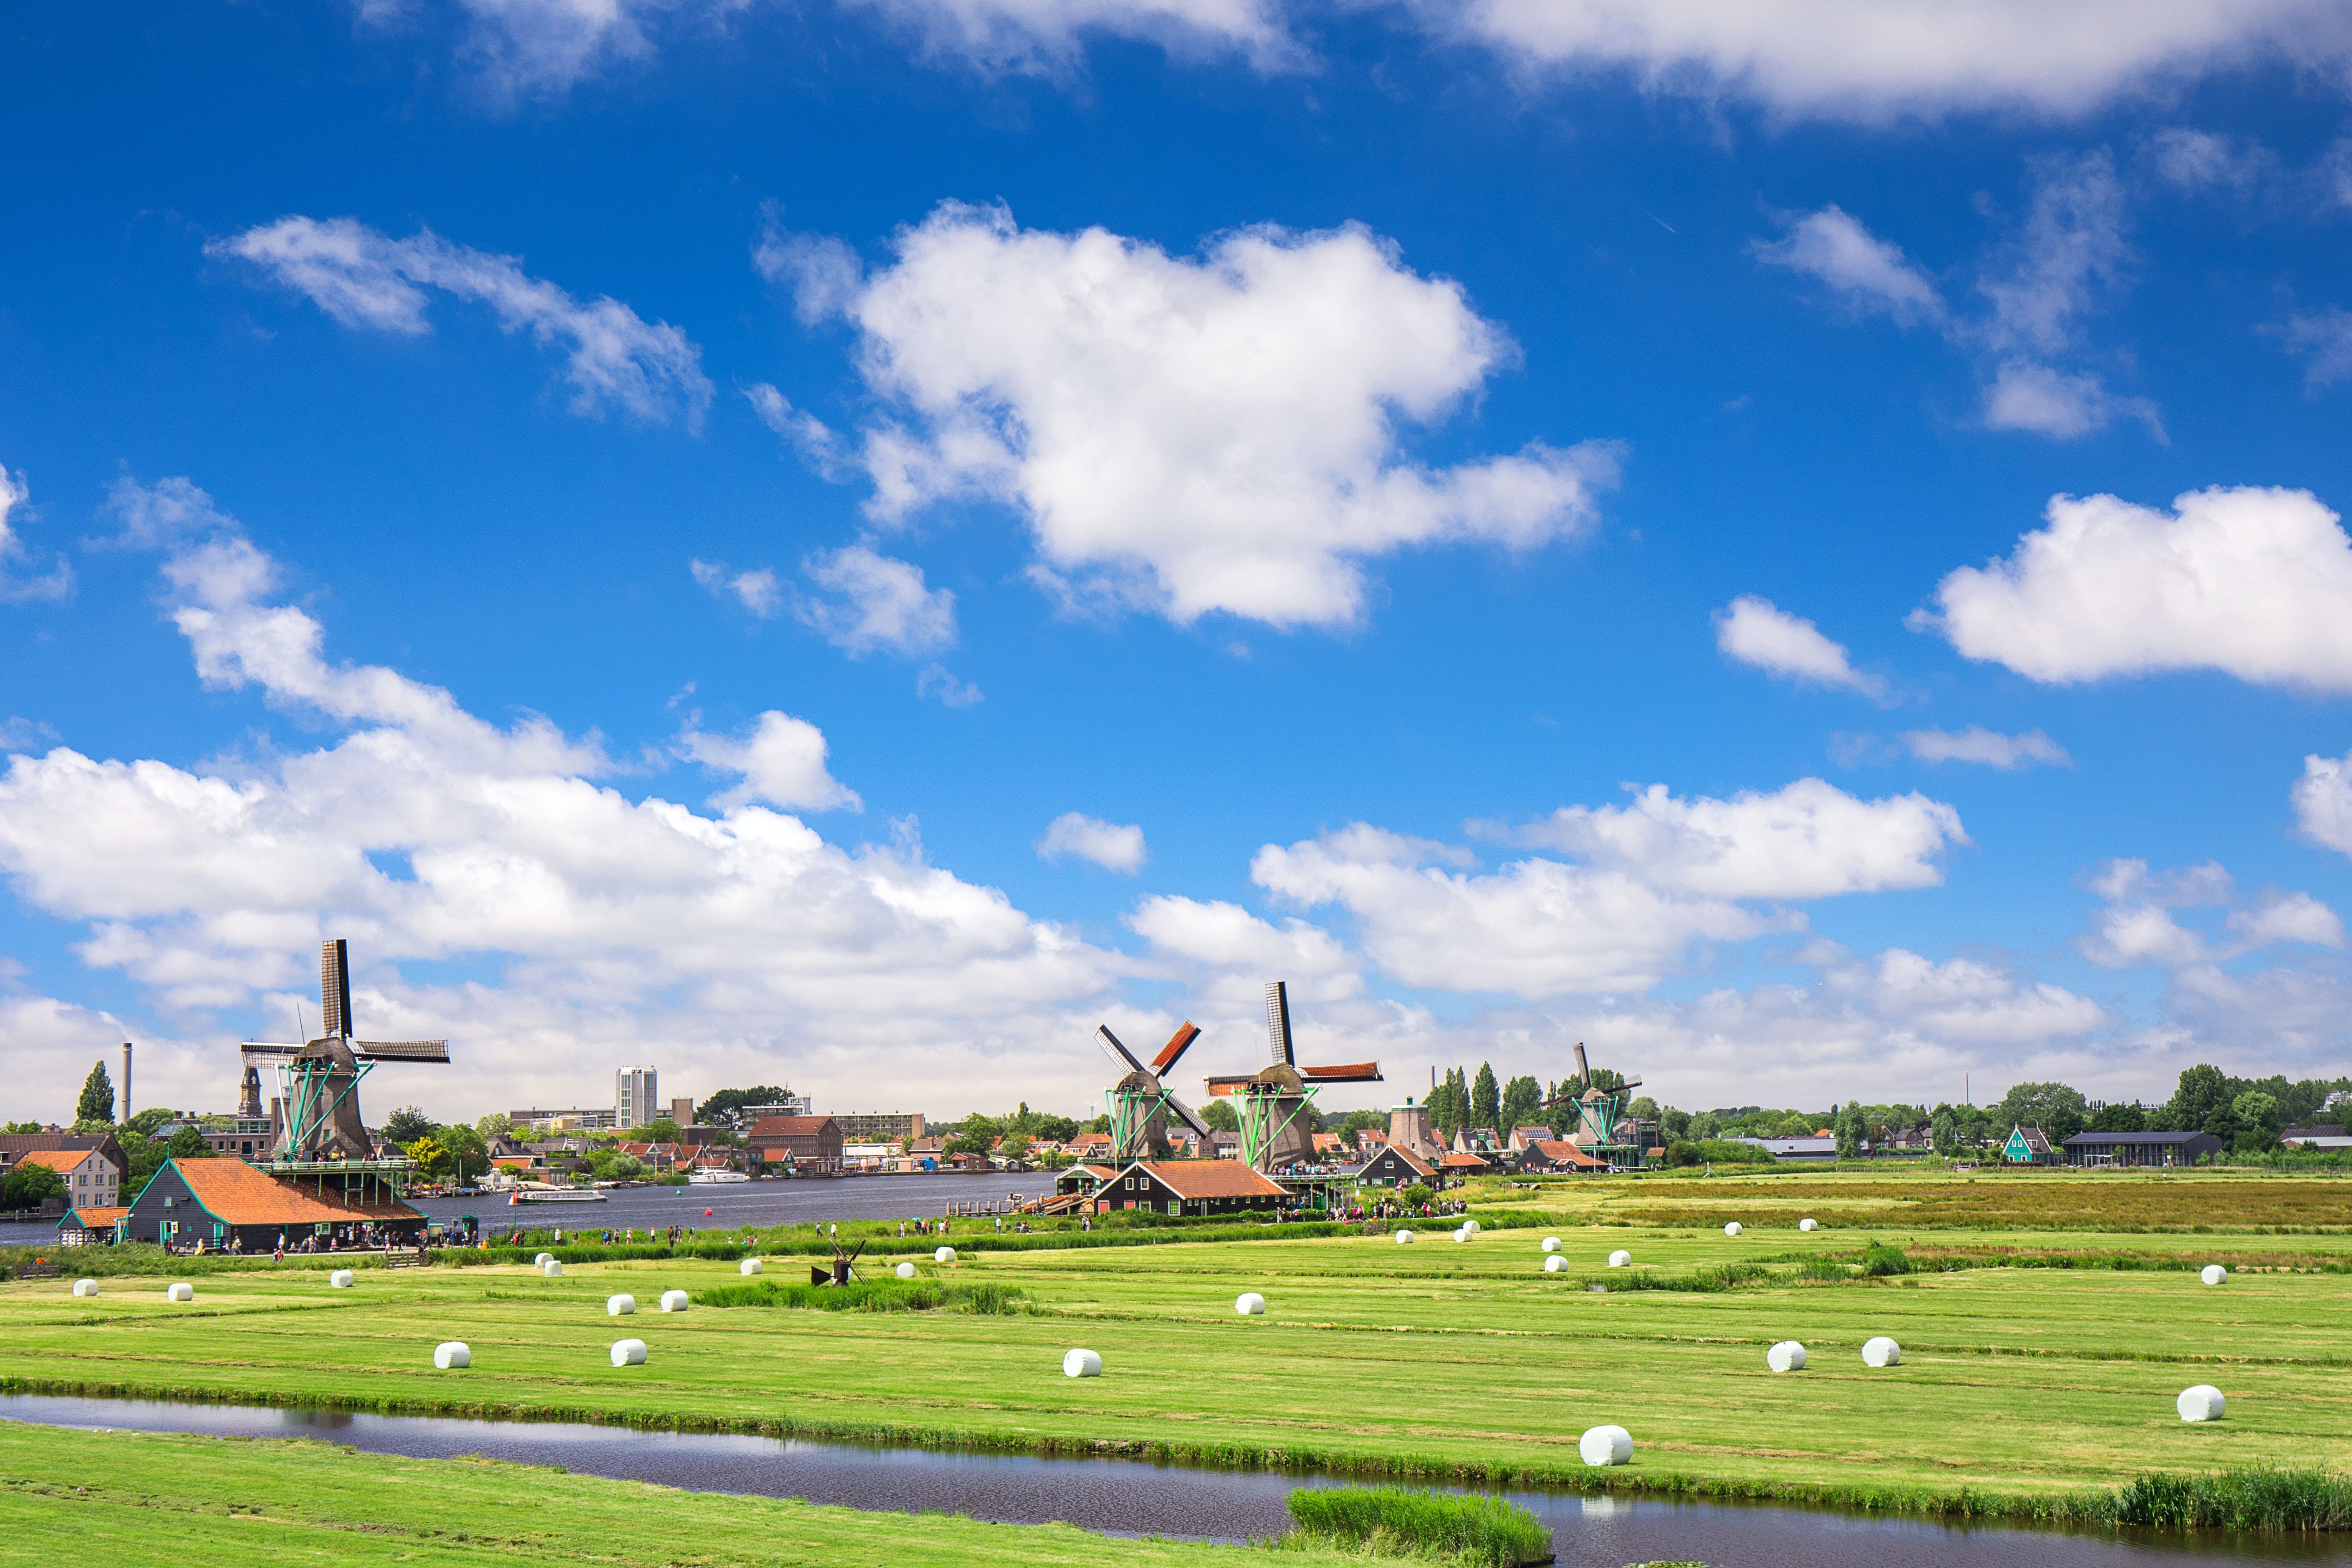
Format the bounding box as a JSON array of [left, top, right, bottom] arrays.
[[659, 1289, 690, 1313], [535, 1252, 555, 1267], [1235, 1292, 1266, 1315], [1543, 1255, 1566, 1274], [1395, 1230, 1414, 1244], [2200, 1264, 2227, 1286], [2178, 1384, 2226, 1422], [1460, 1219, 1480, 1235], [1062, 1348, 1102, 1378], [165, 1282, 193, 1302], [607, 1294, 636, 1316], [738, 1256, 762, 1276], [934, 1246, 956, 1264], [329, 1269, 355, 1289], [71, 1279, 97, 1297], [1766, 1340, 1806, 1373], [543, 1259, 562, 1278], [1541, 1236, 1561, 1254], [896, 1261, 917, 1279], [1579, 1424, 1633, 1466], [1862, 1336, 1902, 1368], [1452, 1228, 1470, 1243], [433, 1341, 471, 1369], [1798, 1218, 1818, 1233], [610, 1338, 648, 1367], [1724, 1221, 1742, 1237], [1608, 1249, 1632, 1268]]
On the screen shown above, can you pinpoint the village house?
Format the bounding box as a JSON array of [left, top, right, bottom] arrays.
[[1096, 1160, 1289, 1218], [747, 1115, 843, 1174], [8, 1143, 126, 1211], [122, 1157, 424, 1251], [1518, 1139, 1603, 1173], [1355, 1145, 1437, 1188]]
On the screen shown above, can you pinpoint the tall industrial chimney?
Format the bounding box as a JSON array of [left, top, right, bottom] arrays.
[[121, 1040, 133, 1123]]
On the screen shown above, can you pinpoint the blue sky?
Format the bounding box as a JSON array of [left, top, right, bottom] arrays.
[[4, 1, 2352, 1125]]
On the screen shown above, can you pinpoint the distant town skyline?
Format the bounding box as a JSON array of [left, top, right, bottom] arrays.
[[6, 7, 2352, 1122]]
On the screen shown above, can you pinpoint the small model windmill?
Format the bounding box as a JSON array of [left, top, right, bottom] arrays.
[[239, 939, 449, 1162], [1096, 1022, 1214, 1160], [1567, 1042, 1644, 1169], [1205, 982, 1382, 1172], [811, 1233, 867, 1288]]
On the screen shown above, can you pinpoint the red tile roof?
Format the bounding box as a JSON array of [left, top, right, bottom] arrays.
[[1127, 1160, 1288, 1200], [1439, 1151, 1489, 1168], [170, 1159, 422, 1226], [1528, 1140, 1603, 1169], [11, 1147, 98, 1175], [61, 1204, 129, 1227], [747, 1116, 838, 1137]]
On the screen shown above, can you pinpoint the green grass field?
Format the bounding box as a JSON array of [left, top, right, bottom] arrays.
[[4, 1169, 2347, 1527]]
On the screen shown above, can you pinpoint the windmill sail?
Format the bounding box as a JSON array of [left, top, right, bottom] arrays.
[[321, 939, 354, 1040], [1266, 981, 1296, 1066]]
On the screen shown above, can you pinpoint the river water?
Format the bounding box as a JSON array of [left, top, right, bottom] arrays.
[[0, 1171, 1042, 1242], [0, 1394, 2329, 1565]]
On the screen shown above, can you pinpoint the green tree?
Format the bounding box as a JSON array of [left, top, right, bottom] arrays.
[[165, 1126, 215, 1160], [440, 1124, 489, 1183], [2231, 1090, 2284, 1153], [2088, 1100, 2147, 1133], [1498, 1075, 1542, 1134], [1470, 1063, 1500, 1130], [76, 1060, 116, 1125], [1996, 1081, 2088, 1146], [382, 1105, 439, 1144], [1, 1159, 65, 1210], [2162, 1065, 2231, 1133], [475, 1112, 514, 1140], [1, 1120, 40, 1135], [1659, 1106, 1691, 1140], [1687, 1110, 1721, 1141], [1930, 1105, 1958, 1155], [404, 1134, 453, 1180], [639, 1118, 683, 1145], [1833, 1102, 1863, 1158], [998, 1132, 1034, 1165], [697, 1086, 790, 1130], [122, 1107, 178, 1142], [1197, 1099, 1240, 1133]]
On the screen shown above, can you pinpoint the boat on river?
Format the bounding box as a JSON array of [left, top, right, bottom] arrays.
[[508, 1188, 606, 1205], [687, 1170, 750, 1185]]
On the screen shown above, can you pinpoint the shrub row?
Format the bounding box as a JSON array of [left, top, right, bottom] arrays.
[[1286, 1486, 1550, 1567], [691, 1278, 1029, 1315]]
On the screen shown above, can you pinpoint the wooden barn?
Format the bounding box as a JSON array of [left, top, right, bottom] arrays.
[[122, 1157, 425, 1252], [1095, 1160, 1288, 1217]]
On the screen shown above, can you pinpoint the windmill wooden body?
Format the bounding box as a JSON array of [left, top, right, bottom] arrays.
[[1096, 1022, 1213, 1161], [1205, 982, 1381, 1173], [239, 939, 449, 1164], [1566, 1041, 1645, 1169]]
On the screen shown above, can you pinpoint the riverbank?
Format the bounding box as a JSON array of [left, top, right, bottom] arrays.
[[3, 1209, 2347, 1523]]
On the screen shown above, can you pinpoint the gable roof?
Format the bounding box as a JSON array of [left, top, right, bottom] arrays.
[[1527, 1139, 1603, 1169], [60, 1204, 129, 1228], [1126, 1160, 1288, 1200], [1439, 1150, 1489, 1168], [165, 1158, 422, 1226], [10, 1146, 100, 1175], [1365, 1145, 1435, 1177], [747, 1115, 838, 1137]]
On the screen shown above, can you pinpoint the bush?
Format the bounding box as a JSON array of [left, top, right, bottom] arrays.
[[1798, 1256, 1852, 1281], [693, 1278, 1028, 1314], [1860, 1243, 1913, 1277], [1286, 1486, 1550, 1567], [1400, 1183, 1435, 1209]]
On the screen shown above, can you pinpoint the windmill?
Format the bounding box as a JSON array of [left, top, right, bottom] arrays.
[[811, 1233, 867, 1287], [1096, 1021, 1215, 1161], [239, 939, 450, 1163], [1566, 1042, 1645, 1169], [1204, 982, 1382, 1172]]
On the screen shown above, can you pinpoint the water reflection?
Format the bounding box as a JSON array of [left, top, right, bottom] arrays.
[[1, 1393, 2333, 1565]]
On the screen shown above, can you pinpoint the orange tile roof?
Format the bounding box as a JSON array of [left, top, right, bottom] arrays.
[[1439, 1150, 1489, 1168], [170, 1159, 422, 1226], [1529, 1140, 1603, 1169], [61, 1204, 129, 1226], [12, 1147, 97, 1175], [1127, 1160, 1288, 1200]]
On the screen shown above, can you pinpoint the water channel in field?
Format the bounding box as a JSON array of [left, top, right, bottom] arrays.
[[2, 1393, 2334, 1565]]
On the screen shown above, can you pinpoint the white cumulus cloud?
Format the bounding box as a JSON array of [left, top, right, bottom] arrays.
[[2076, 857, 2342, 968], [691, 559, 784, 617], [797, 544, 957, 658], [1428, 0, 2348, 122], [1901, 726, 2070, 769], [797, 202, 1616, 629], [2293, 752, 2352, 855], [842, 0, 1299, 75], [1035, 812, 1147, 873], [1498, 778, 1965, 899], [680, 710, 862, 812], [1918, 486, 2352, 691], [212, 215, 713, 428], [1751, 205, 1945, 324], [0, 464, 71, 603], [1714, 595, 1889, 700]]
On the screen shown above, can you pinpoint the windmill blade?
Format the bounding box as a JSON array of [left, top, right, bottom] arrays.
[[350, 1040, 451, 1064], [1150, 1022, 1201, 1076], [1616, 1075, 1643, 1092], [1096, 1025, 1149, 1075], [1573, 1041, 1591, 1087], [845, 1239, 867, 1265], [1162, 1092, 1214, 1140], [320, 938, 353, 1039], [810, 1266, 831, 1287], [1265, 981, 1296, 1067]]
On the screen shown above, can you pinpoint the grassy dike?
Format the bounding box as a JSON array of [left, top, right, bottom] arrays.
[[4, 1192, 2350, 1523], [0, 1420, 1346, 1567]]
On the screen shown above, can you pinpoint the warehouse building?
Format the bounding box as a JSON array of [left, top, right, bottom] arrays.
[[2061, 1130, 2223, 1168]]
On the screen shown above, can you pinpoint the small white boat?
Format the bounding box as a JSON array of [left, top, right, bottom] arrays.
[[687, 1170, 750, 1185], [509, 1188, 607, 1204]]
